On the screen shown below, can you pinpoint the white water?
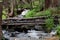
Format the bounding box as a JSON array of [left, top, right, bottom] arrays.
[[2, 30, 44, 39], [17, 9, 30, 18], [2, 29, 57, 40], [21, 9, 30, 16]]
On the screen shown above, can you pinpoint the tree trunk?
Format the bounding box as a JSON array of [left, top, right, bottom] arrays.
[[8, 0, 14, 17], [52, 0, 58, 7], [45, 0, 58, 9], [45, 0, 51, 9], [0, 2, 2, 40], [3, 0, 9, 8]]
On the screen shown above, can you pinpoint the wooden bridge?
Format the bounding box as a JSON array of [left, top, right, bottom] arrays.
[[2, 16, 48, 26], [2, 16, 60, 26]]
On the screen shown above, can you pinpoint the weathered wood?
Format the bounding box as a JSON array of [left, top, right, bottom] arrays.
[[6, 16, 48, 20], [2, 16, 60, 26], [2, 23, 45, 25], [0, 2, 2, 40]]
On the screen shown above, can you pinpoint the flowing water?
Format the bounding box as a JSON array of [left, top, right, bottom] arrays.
[[2, 29, 57, 40]]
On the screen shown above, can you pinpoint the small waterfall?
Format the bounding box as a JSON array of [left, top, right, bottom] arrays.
[[17, 9, 30, 18]]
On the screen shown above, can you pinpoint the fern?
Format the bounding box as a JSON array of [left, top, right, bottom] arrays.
[[56, 25, 60, 37], [45, 17, 54, 32], [25, 9, 37, 18], [35, 9, 52, 17]]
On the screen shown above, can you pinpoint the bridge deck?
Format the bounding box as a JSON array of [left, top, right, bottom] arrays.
[[2, 16, 60, 25]]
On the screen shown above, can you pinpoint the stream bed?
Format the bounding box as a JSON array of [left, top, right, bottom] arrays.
[[2, 30, 56, 40]]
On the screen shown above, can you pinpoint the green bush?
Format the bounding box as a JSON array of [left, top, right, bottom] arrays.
[[2, 10, 7, 20], [45, 17, 54, 33], [56, 25, 60, 37], [25, 7, 59, 18], [35, 9, 52, 17], [25, 9, 37, 18], [25, 8, 52, 18], [58, 19, 60, 25]]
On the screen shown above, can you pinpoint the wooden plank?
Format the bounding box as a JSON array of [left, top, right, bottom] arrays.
[[2, 22, 45, 25], [6, 16, 48, 20]]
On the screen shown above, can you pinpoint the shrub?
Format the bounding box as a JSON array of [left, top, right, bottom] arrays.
[[25, 7, 59, 18], [45, 17, 54, 33], [56, 25, 60, 37], [25, 9, 37, 18], [35, 8, 52, 17], [2, 10, 7, 20]]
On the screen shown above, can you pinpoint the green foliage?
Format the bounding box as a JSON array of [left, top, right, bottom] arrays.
[[56, 25, 60, 37], [35, 9, 52, 17], [2, 10, 7, 20], [58, 19, 60, 25], [2, 15, 6, 19], [45, 17, 54, 32], [25, 9, 37, 18], [25, 8, 53, 18], [57, 7, 60, 10], [24, 4, 43, 18], [25, 7, 60, 18], [33, 0, 39, 6]]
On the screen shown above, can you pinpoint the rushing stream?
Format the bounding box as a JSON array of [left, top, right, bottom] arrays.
[[2, 29, 57, 40]]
